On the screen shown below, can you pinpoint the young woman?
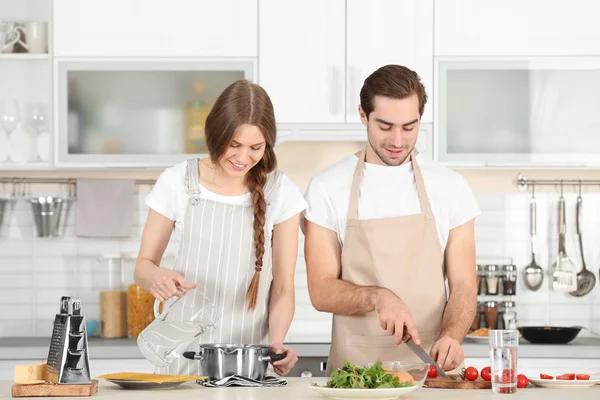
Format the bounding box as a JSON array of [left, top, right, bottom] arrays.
[[134, 80, 307, 376]]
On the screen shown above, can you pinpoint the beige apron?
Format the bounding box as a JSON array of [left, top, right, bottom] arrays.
[[326, 148, 449, 375]]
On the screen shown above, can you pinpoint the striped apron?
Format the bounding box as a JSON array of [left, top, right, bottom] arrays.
[[158, 159, 281, 376]]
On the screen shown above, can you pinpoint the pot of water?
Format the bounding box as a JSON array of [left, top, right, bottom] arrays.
[[137, 289, 217, 367]]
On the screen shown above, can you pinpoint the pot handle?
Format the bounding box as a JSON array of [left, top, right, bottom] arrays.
[[259, 353, 287, 363], [182, 351, 203, 361]]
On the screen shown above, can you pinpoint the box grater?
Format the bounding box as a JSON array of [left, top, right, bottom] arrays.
[[46, 296, 92, 384]]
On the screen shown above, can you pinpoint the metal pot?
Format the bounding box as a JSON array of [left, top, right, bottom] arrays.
[[183, 344, 286, 381]]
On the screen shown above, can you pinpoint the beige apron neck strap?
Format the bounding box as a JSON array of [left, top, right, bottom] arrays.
[[410, 149, 433, 217], [347, 148, 434, 220], [347, 148, 367, 220]]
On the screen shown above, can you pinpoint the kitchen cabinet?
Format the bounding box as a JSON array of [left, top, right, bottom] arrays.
[[53, 0, 257, 57], [434, 57, 600, 167], [54, 58, 255, 167], [259, 0, 433, 125], [346, 0, 433, 123], [435, 0, 600, 57], [258, 0, 346, 124]]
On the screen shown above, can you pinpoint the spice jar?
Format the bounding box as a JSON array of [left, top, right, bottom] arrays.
[[503, 264, 517, 295], [484, 301, 498, 329], [497, 302, 505, 329], [99, 255, 128, 338], [502, 301, 517, 330], [127, 284, 156, 338], [471, 302, 483, 331], [476, 264, 484, 295], [485, 265, 500, 295]]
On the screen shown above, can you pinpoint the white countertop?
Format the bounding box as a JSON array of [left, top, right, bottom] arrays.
[[2, 337, 600, 360], [2, 378, 600, 400]]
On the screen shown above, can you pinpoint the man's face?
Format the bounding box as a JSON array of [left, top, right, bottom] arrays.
[[359, 94, 421, 166]]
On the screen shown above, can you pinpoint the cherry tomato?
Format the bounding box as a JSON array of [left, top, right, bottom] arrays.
[[517, 374, 528, 388], [427, 365, 438, 379], [557, 374, 575, 380], [464, 367, 478, 381], [480, 366, 491, 382], [576, 374, 590, 380], [501, 369, 514, 384], [540, 374, 553, 380]]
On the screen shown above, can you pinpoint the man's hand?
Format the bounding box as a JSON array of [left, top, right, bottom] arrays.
[[270, 343, 298, 376], [374, 289, 421, 345], [429, 335, 464, 371]]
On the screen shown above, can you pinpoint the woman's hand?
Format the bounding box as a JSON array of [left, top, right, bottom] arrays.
[[150, 268, 197, 301], [270, 343, 298, 376]]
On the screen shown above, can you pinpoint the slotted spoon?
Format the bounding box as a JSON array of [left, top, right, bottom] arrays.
[[552, 187, 577, 292], [570, 186, 596, 297]]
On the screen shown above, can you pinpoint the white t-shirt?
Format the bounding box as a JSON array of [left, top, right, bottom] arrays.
[[303, 153, 481, 251], [146, 161, 308, 242]]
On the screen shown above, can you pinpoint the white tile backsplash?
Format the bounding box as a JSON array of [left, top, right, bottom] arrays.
[[0, 190, 599, 339]]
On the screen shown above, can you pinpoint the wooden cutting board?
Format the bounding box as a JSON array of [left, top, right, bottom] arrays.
[[425, 376, 491, 389], [11, 380, 98, 397]]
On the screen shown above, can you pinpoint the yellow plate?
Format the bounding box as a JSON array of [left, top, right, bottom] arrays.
[[97, 372, 207, 384]]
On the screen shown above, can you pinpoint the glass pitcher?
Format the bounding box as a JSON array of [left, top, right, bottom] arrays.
[[137, 289, 217, 367]]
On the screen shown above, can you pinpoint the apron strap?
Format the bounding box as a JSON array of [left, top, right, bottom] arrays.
[[346, 148, 434, 221], [185, 159, 202, 206]]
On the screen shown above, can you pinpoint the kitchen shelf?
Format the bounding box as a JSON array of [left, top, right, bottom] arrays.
[[0, 54, 49, 60]]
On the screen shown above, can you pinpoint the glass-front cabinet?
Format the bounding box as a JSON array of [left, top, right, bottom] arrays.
[[54, 58, 255, 167], [435, 58, 600, 167]]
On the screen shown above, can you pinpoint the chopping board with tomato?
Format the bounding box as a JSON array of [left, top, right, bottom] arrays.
[[424, 365, 530, 390]]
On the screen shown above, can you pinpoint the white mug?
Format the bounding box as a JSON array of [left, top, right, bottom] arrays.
[[0, 21, 20, 53], [17, 22, 47, 54]]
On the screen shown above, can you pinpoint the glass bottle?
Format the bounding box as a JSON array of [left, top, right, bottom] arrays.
[[484, 301, 498, 329], [502, 301, 517, 330], [503, 264, 517, 295], [496, 302, 505, 329]]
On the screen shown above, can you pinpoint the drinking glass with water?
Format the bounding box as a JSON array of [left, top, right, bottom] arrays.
[[489, 329, 519, 394], [137, 289, 218, 367]]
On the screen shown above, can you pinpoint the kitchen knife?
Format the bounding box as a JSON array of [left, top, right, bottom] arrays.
[[405, 338, 449, 379]]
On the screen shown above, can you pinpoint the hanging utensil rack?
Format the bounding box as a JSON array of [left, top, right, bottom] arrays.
[[0, 177, 156, 194], [517, 174, 600, 191]]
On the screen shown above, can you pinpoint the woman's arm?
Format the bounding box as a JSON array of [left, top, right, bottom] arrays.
[[268, 213, 300, 375], [134, 209, 196, 301]]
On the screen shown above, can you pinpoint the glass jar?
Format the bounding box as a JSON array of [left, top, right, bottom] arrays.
[[502, 301, 517, 330], [503, 264, 517, 295], [496, 302, 505, 329], [485, 264, 500, 295], [484, 301, 498, 329], [476, 264, 485, 295], [127, 284, 156, 339]]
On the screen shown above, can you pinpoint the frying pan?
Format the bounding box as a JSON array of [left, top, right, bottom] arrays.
[[517, 326, 581, 344]]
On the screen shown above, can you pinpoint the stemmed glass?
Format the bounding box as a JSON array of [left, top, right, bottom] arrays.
[[29, 103, 48, 161], [1, 99, 20, 162]]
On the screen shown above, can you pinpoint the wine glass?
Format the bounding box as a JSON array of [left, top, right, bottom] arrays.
[[29, 103, 48, 161], [29, 103, 47, 134], [1, 99, 20, 162]]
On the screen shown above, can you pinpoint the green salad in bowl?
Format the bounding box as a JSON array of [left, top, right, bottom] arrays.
[[315, 361, 415, 389]]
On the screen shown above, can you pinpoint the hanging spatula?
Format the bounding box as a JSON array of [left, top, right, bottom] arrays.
[[552, 187, 578, 292]]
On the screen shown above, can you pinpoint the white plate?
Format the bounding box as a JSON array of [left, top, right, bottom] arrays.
[[309, 384, 420, 399], [106, 379, 186, 390], [528, 377, 600, 389]]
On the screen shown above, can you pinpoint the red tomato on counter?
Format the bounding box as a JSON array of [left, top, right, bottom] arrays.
[[480, 366, 491, 382], [540, 374, 553, 379], [517, 374, 528, 388], [557, 374, 575, 380], [576, 374, 590, 380]]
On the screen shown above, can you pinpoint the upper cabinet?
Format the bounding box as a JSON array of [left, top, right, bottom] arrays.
[[435, 0, 600, 56], [258, 0, 345, 124], [259, 0, 433, 125], [435, 58, 600, 167], [346, 0, 433, 123], [53, 0, 258, 57]]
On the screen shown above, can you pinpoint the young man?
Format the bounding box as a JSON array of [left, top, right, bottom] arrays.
[[303, 65, 480, 375]]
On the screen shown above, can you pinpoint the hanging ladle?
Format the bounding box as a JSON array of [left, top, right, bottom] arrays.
[[570, 182, 596, 297], [523, 185, 544, 291]]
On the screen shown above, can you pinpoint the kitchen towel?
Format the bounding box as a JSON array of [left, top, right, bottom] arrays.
[[75, 178, 134, 238], [198, 375, 288, 387]]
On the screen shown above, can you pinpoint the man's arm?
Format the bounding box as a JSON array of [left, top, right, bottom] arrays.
[[304, 220, 420, 345], [430, 219, 478, 370]]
